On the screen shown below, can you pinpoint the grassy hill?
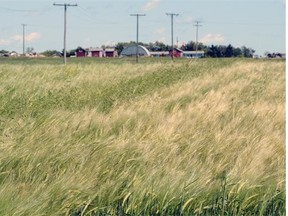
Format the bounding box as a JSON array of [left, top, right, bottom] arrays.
[[0, 58, 285, 215]]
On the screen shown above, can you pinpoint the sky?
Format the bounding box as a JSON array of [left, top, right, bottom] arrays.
[[0, 0, 285, 55]]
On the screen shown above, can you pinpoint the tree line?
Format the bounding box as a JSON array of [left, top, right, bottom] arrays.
[[0, 41, 256, 58]]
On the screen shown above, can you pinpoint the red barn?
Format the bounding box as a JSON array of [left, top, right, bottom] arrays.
[[87, 48, 103, 57], [169, 48, 183, 58], [75, 47, 86, 57], [105, 48, 118, 57]]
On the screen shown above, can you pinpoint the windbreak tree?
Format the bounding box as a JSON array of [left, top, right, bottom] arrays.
[[242, 46, 255, 57], [225, 44, 233, 57], [41, 50, 61, 57]]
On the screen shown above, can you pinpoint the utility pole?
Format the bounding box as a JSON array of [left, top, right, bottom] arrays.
[[194, 21, 202, 58], [22, 24, 26, 56], [130, 13, 145, 63], [53, 3, 77, 64], [166, 13, 178, 60]]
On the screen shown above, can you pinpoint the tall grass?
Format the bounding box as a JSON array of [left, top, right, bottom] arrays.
[[0, 58, 285, 215]]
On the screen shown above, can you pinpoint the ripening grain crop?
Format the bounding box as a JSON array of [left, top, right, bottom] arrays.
[[0, 58, 285, 215]]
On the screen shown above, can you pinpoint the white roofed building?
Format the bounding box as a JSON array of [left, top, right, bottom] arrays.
[[182, 50, 205, 58], [120, 45, 150, 57]]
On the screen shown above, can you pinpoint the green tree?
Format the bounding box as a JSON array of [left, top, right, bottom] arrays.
[[233, 47, 242, 57], [217, 45, 226, 57], [181, 41, 196, 51], [0, 49, 9, 54], [180, 41, 205, 51], [225, 44, 233, 57], [207, 45, 218, 57], [68, 49, 76, 56], [153, 41, 169, 51], [26, 47, 34, 53], [41, 50, 61, 57], [115, 42, 136, 54], [241, 46, 255, 57]]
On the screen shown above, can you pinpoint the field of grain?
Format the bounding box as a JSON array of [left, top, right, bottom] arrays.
[[0, 58, 285, 215]]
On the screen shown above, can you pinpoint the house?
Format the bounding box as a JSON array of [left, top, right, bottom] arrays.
[[75, 47, 86, 57], [105, 48, 118, 57]]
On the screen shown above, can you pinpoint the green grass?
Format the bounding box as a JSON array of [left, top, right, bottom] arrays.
[[0, 57, 285, 215]]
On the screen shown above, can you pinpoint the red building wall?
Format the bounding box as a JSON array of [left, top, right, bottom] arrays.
[[91, 51, 101, 57], [76, 50, 86, 57], [105, 51, 114, 57], [169, 49, 182, 58]]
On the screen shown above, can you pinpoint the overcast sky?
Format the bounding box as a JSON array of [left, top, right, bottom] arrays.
[[0, 0, 285, 55]]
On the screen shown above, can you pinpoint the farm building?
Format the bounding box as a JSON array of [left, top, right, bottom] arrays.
[[120, 45, 150, 57], [87, 47, 104, 57], [150, 51, 169, 57], [168, 48, 205, 58], [182, 50, 205, 58], [75, 47, 86, 57], [105, 48, 118, 57], [169, 48, 183, 58], [75, 47, 117, 58], [75, 45, 204, 59]]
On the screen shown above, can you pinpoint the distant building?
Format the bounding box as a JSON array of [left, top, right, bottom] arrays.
[[105, 48, 118, 57], [266, 52, 286, 59], [168, 48, 205, 58], [9, 51, 19, 57], [120, 45, 150, 57], [75, 47, 86, 57], [87, 47, 104, 57], [75, 47, 117, 58], [150, 51, 169, 57], [182, 50, 205, 58], [75, 45, 205, 59], [169, 48, 183, 58]]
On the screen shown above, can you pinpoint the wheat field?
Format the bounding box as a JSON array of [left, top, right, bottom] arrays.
[[0, 58, 285, 215]]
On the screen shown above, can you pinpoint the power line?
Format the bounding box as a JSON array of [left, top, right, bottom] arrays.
[[130, 14, 146, 63], [204, 20, 284, 26], [77, 6, 117, 25], [77, 6, 103, 24], [53, 3, 77, 65], [166, 13, 179, 60], [0, 6, 37, 12]]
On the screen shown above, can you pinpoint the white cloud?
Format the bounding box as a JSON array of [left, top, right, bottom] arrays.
[[11, 35, 22, 41], [157, 37, 166, 43], [142, 0, 160, 12], [183, 16, 194, 24], [0, 39, 10, 45], [12, 32, 41, 42], [199, 34, 225, 44], [26, 32, 41, 42], [155, 27, 165, 34]]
